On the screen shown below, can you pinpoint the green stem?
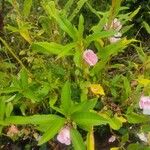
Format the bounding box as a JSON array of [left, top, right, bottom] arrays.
[[0, 37, 31, 75]]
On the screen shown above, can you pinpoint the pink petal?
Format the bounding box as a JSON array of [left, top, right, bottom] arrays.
[[139, 96, 150, 110], [57, 127, 71, 145], [83, 49, 98, 66]]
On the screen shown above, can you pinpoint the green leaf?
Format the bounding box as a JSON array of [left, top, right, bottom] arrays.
[[5, 114, 63, 125], [71, 128, 86, 150], [61, 81, 72, 115], [122, 76, 131, 99], [129, 6, 141, 20], [71, 98, 98, 114], [0, 87, 20, 94], [108, 117, 122, 130], [0, 126, 3, 135], [5, 25, 19, 32], [49, 96, 66, 115], [93, 38, 135, 74], [56, 43, 75, 59], [98, 38, 135, 60], [86, 30, 115, 45], [121, 24, 134, 34], [127, 143, 147, 150], [86, 2, 100, 18], [0, 120, 6, 126], [141, 124, 150, 132], [32, 42, 75, 57], [38, 118, 65, 145], [143, 21, 150, 34], [62, 0, 74, 16], [19, 68, 28, 89], [5, 102, 13, 118], [69, 0, 87, 21], [73, 49, 82, 68], [23, 0, 32, 18], [78, 14, 84, 40], [42, 1, 77, 40], [31, 42, 63, 55], [99, 113, 125, 130], [22, 89, 39, 103], [71, 112, 107, 126], [126, 112, 150, 124], [0, 98, 5, 120], [132, 44, 146, 62], [58, 16, 78, 40], [91, 13, 108, 32]]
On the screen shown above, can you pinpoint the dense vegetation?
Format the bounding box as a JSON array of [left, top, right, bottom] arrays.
[[0, 0, 150, 149]]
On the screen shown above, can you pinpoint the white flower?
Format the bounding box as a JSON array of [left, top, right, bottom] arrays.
[[109, 37, 121, 43], [137, 133, 148, 143]]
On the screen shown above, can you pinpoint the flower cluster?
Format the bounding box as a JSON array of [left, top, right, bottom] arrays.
[[104, 18, 122, 43]]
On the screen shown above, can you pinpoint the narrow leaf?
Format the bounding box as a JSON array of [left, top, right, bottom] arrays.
[[38, 119, 65, 145], [23, 0, 32, 18], [0, 98, 5, 120], [143, 21, 150, 34], [5, 102, 13, 118], [61, 81, 72, 115], [5, 115, 63, 125], [71, 128, 86, 150]]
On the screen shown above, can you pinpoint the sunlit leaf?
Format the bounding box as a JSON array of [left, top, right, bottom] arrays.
[[71, 128, 86, 150], [38, 118, 65, 145]]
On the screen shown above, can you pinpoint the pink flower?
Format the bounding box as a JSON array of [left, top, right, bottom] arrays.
[[83, 49, 98, 66], [108, 135, 116, 143], [7, 125, 19, 137], [139, 96, 150, 115], [57, 127, 71, 145]]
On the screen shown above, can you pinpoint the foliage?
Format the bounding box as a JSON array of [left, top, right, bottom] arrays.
[[0, 0, 150, 149]]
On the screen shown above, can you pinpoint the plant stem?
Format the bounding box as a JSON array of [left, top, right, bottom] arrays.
[[0, 37, 31, 75]]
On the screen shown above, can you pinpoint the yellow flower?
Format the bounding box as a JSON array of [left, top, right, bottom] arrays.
[[90, 84, 105, 95]]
